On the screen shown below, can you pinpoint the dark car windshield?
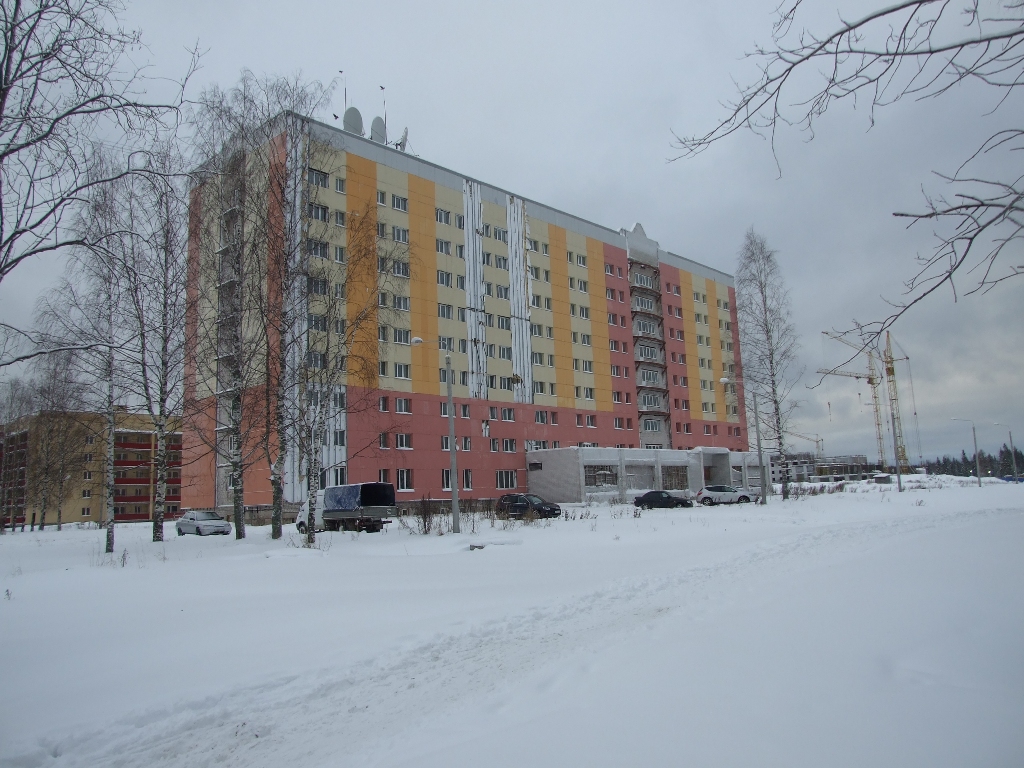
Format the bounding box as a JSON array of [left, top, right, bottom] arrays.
[[524, 495, 545, 505], [196, 511, 223, 521]]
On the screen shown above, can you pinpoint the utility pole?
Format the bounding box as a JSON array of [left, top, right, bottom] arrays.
[[994, 423, 1018, 483], [753, 391, 767, 505], [951, 418, 982, 488], [414, 336, 460, 533], [723, 376, 767, 505], [446, 351, 460, 533]]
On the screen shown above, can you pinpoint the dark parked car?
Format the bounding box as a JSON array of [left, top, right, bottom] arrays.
[[496, 493, 561, 519], [633, 490, 693, 509]]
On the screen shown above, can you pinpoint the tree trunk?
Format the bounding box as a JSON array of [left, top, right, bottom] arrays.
[[105, 356, 116, 554], [152, 416, 167, 542]]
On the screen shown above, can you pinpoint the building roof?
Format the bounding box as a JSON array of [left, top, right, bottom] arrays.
[[303, 113, 735, 286]]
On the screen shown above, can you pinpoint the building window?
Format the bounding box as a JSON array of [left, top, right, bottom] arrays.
[[395, 433, 412, 449], [490, 438, 499, 452], [463, 469, 473, 490], [576, 254, 587, 267], [462, 436, 471, 451], [586, 415, 596, 428], [436, 208, 451, 225], [438, 303, 453, 319], [334, 246, 347, 262], [308, 203, 329, 222], [396, 398, 412, 414], [394, 364, 411, 379], [393, 328, 411, 345], [436, 239, 452, 255], [82, 489, 91, 498], [307, 239, 329, 259], [496, 470, 517, 489], [643, 419, 662, 432], [335, 177, 346, 194], [535, 410, 548, 424], [379, 361, 388, 377], [396, 469, 413, 490], [378, 469, 389, 483], [392, 227, 409, 244], [308, 168, 328, 187], [441, 468, 451, 490], [333, 430, 346, 446], [379, 432, 390, 449]]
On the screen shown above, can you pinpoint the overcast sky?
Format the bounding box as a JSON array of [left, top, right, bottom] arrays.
[[1, 0, 1020, 461]]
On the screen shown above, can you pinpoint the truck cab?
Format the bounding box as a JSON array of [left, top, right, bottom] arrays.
[[296, 482, 396, 534]]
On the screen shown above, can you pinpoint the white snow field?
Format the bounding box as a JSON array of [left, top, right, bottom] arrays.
[[1, 478, 1023, 767]]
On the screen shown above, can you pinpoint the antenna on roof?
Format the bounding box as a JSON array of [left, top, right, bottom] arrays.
[[370, 116, 386, 143], [379, 85, 386, 143], [395, 127, 408, 152], [342, 107, 363, 136]]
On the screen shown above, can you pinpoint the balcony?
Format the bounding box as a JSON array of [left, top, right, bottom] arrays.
[[637, 400, 670, 415]]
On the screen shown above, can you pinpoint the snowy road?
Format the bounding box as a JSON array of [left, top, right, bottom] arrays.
[[2, 481, 1022, 767]]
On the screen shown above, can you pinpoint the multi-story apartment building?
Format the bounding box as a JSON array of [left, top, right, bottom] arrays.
[[0, 410, 182, 529], [183, 109, 745, 511]]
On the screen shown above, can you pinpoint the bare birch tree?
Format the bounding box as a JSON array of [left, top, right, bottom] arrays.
[[37, 154, 129, 553], [297, 197, 405, 547], [736, 228, 802, 499], [97, 140, 188, 542], [0, 0, 197, 367], [673, 0, 1024, 337]]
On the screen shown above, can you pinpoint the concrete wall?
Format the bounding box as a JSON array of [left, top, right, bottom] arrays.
[[526, 446, 761, 504]]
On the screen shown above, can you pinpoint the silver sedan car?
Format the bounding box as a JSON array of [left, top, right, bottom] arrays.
[[695, 485, 760, 505], [176, 510, 232, 536]]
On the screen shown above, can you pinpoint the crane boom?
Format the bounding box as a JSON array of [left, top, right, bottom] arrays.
[[785, 430, 823, 459], [818, 331, 887, 465]]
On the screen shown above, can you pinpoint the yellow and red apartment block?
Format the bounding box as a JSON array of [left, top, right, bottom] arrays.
[[0, 410, 182, 529], [183, 110, 746, 510]]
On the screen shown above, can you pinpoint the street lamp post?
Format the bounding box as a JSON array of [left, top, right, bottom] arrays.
[[951, 417, 983, 488], [994, 422, 1018, 483], [721, 377, 767, 506], [412, 337, 459, 533]]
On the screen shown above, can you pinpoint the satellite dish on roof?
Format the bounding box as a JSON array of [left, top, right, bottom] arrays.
[[370, 116, 386, 143], [343, 107, 363, 136]]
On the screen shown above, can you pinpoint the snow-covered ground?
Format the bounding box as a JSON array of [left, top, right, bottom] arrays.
[[2, 478, 1022, 767]]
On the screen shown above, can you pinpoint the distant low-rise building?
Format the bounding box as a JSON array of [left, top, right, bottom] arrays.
[[0, 410, 181, 530], [769, 453, 883, 484]]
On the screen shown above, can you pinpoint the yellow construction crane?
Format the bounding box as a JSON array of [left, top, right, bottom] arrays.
[[817, 332, 886, 465], [883, 331, 912, 476]]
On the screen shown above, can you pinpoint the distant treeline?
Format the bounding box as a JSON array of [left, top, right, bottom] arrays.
[[925, 445, 1023, 478]]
